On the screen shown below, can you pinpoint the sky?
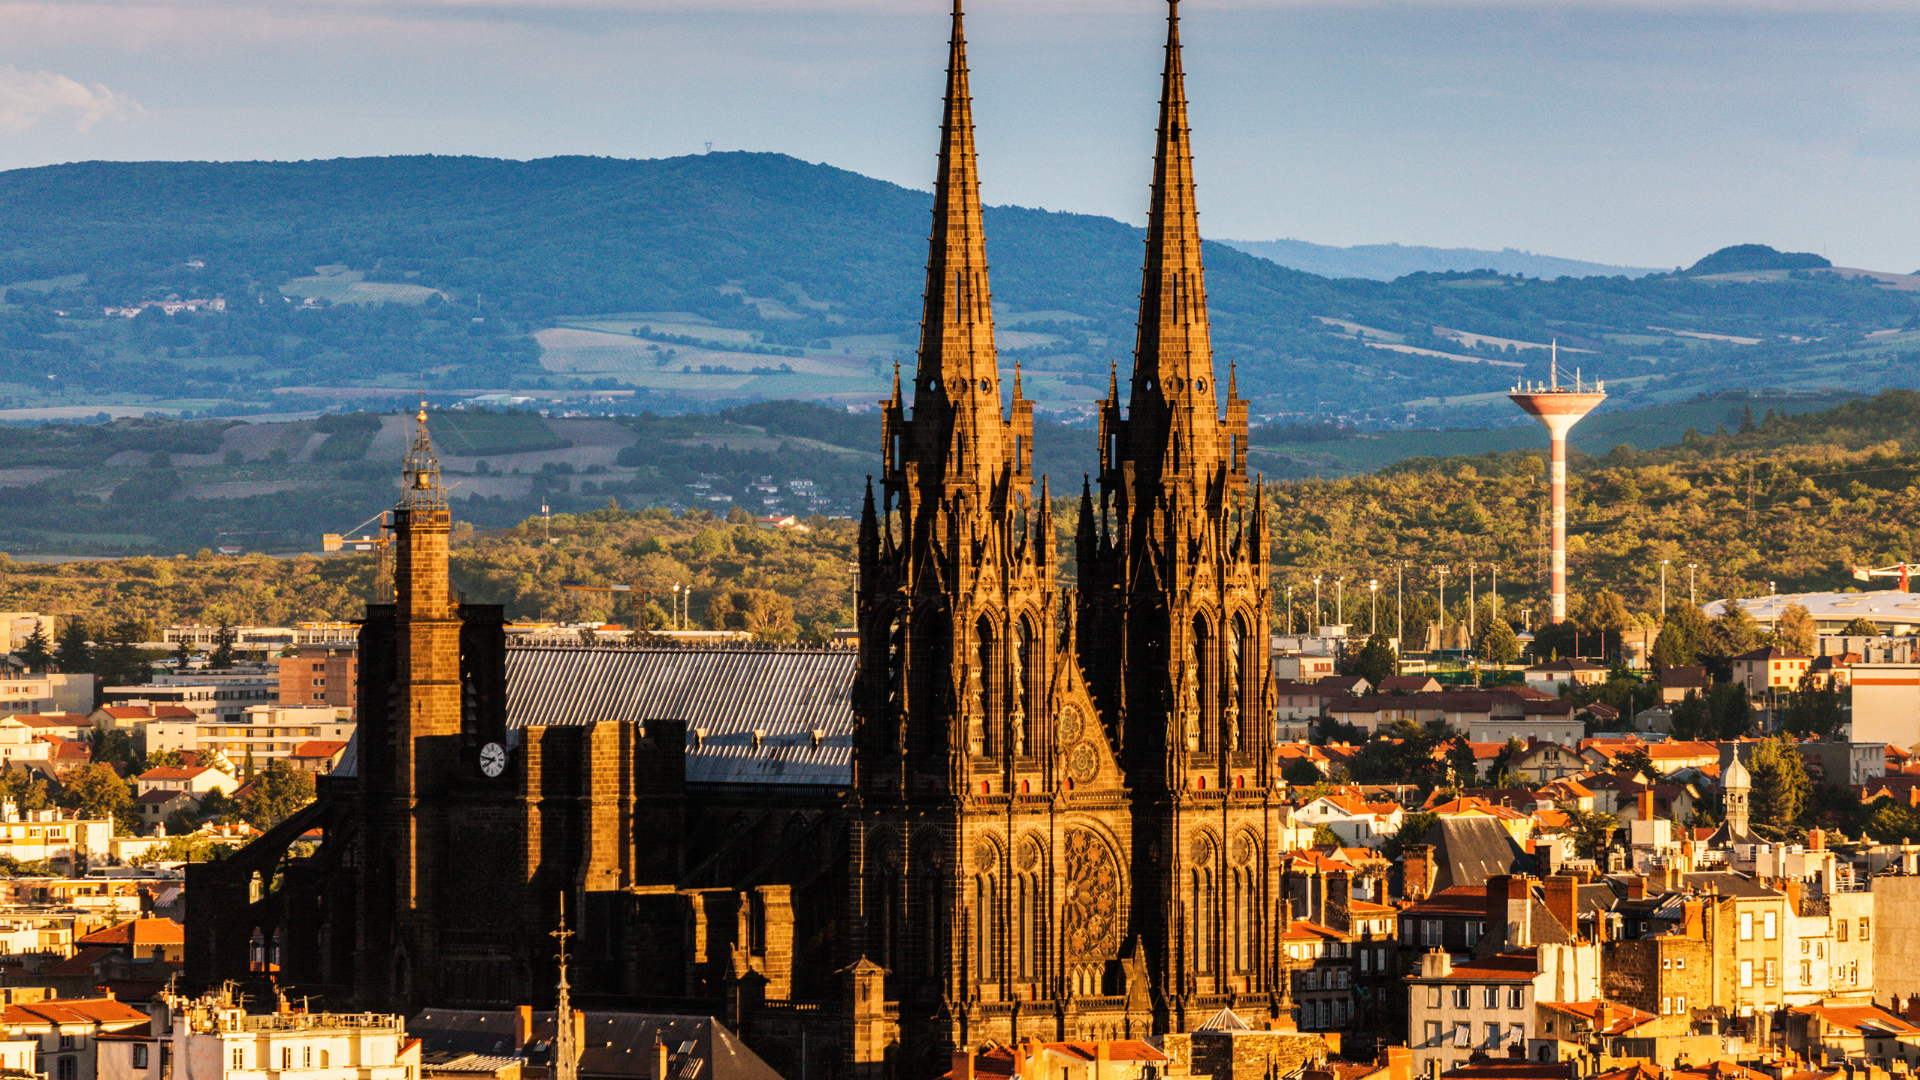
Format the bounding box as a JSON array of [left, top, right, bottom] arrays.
[[4, 0, 1920, 272]]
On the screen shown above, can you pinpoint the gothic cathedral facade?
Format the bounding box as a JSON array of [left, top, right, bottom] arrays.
[[850, 0, 1282, 1060]]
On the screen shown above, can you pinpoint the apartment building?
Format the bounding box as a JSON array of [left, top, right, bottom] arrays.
[[0, 676, 90, 718], [97, 992, 416, 1080], [276, 643, 356, 713], [1, 997, 149, 1080], [1407, 943, 1602, 1078], [147, 706, 353, 766]]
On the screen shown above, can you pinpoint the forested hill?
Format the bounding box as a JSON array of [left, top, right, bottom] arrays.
[[4, 153, 1920, 421]]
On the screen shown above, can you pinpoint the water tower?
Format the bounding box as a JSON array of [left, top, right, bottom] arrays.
[[1509, 346, 1605, 624]]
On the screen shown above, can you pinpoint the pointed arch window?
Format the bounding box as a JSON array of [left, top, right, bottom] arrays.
[[1014, 618, 1036, 757], [975, 617, 996, 757], [974, 872, 1001, 983], [1191, 615, 1211, 753]]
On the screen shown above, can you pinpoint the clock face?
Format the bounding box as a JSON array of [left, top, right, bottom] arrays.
[[479, 742, 507, 777]]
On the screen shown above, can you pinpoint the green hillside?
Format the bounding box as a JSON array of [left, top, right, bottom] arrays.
[[1, 155, 1918, 423]]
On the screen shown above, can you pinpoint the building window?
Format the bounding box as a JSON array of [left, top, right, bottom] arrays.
[[1740, 959, 1754, 988], [1764, 911, 1777, 940], [1675, 958, 1685, 969], [1509, 988, 1523, 1009], [283, 1048, 293, 1069], [304, 1047, 312, 1068], [1426, 1022, 1443, 1047], [1453, 1022, 1470, 1047], [134, 1045, 149, 1070], [1677, 996, 1686, 1013], [1740, 912, 1753, 940], [1483, 987, 1499, 1009], [234, 1048, 245, 1069], [56, 1058, 74, 1080], [1803, 960, 1812, 984], [1862, 919, 1872, 941], [1466, 921, 1482, 946], [1423, 920, 1441, 947], [1483, 1023, 1501, 1048], [1838, 920, 1849, 942], [1765, 960, 1775, 986], [1452, 987, 1469, 1008], [1662, 997, 1671, 1015], [320, 1051, 328, 1068]]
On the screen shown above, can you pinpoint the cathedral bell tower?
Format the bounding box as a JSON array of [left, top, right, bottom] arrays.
[[1075, 0, 1278, 1029], [852, 1, 1126, 1062], [355, 406, 519, 1012]]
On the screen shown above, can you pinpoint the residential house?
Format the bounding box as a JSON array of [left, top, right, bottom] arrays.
[[1406, 939, 1602, 1079], [1529, 1001, 1658, 1064], [1523, 660, 1607, 687], [1274, 654, 1342, 684], [99, 990, 417, 1080], [287, 741, 350, 774], [1297, 791, 1406, 848], [1657, 668, 1712, 705], [1427, 797, 1535, 849], [0, 676, 90, 718], [1378, 676, 1444, 695], [1731, 647, 1812, 699], [1470, 703, 1583, 750], [0, 997, 149, 1080], [1784, 1004, 1920, 1068], [1509, 743, 1586, 784], [0, 721, 52, 769]]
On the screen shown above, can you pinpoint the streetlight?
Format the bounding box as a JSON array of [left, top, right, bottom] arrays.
[[1660, 559, 1669, 618], [1285, 585, 1294, 635], [1335, 576, 1345, 627], [1490, 565, 1498, 624], [1313, 576, 1322, 632], [672, 583, 683, 630], [1396, 563, 1405, 649], [1687, 563, 1697, 608], [1468, 563, 1477, 641], [1436, 566, 1450, 652], [1369, 579, 1379, 636]]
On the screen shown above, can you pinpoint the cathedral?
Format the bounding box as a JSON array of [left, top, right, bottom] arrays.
[[185, 3, 1335, 1079]]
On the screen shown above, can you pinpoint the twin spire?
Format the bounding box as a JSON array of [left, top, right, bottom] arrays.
[[911, 0, 1214, 472], [911, 0, 1005, 484]]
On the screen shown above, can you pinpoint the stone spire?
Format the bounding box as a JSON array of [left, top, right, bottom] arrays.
[[910, 0, 1008, 485], [1126, 0, 1220, 478]]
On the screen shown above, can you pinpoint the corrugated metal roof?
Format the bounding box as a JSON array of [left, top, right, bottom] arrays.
[[504, 646, 856, 786]]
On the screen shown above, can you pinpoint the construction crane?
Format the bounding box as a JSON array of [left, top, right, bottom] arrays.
[[323, 512, 395, 602], [1852, 562, 1914, 592]]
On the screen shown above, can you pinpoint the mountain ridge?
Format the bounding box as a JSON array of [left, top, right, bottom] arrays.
[[1218, 237, 1660, 282]]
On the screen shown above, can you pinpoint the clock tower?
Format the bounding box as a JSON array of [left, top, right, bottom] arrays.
[[355, 406, 523, 1012]]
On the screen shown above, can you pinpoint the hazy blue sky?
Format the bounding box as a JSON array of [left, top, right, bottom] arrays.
[[4, 0, 1918, 272]]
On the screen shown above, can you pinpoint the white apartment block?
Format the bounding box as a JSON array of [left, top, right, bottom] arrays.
[[99, 994, 417, 1080], [148, 706, 353, 765], [0, 676, 90, 717], [163, 624, 358, 648], [1468, 718, 1585, 748], [0, 810, 113, 871]]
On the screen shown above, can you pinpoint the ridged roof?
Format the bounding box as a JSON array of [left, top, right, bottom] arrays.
[[503, 646, 856, 786]]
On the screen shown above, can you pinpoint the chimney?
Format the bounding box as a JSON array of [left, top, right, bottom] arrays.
[[1783, 879, 1804, 917], [1422, 948, 1454, 978], [653, 1039, 670, 1080], [1596, 1002, 1611, 1034], [1810, 828, 1826, 852], [1385, 1047, 1413, 1080], [1403, 844, 1436, 902], [1544, 877, 1578, 939], [1639, 790, 1655, 822], [1627, 876, 1647, 901], [1095, 1041, 1109, 1080], [516, 1006, 533, 1051], [1683, 900, 1705, 940], [1328, 871, 1353, 933], [953, 1052, 976, 1080]]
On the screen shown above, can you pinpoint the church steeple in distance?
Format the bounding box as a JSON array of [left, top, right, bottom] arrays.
[[907, 0, 1014, 488]]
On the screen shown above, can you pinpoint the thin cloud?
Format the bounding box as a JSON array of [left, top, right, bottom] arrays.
[[0, 64, 142, 132]]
